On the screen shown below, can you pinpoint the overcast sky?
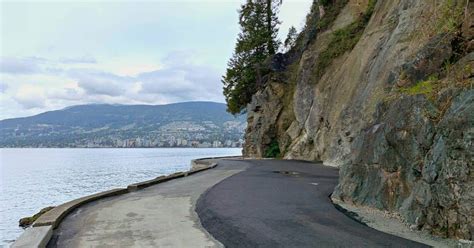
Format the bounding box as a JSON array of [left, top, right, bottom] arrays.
[[0, 0, 312, 120]]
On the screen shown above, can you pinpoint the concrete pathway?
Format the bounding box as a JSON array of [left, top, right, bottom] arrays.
[[49, 159, 428, 248], [47, 159, 248, 248]]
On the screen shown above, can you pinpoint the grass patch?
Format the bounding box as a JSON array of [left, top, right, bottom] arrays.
[[398, 61, 472, 100], [314, 0, 377, 78], [265, 139, 281, 158], [399, 76, 438, 97], [434, 0, 466, 34], [408, 0, 467, 46]]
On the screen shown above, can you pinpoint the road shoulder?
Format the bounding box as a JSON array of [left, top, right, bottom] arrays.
[[332, 199, 471, 248]]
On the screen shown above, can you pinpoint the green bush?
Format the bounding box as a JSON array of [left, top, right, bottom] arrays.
[[265, 139, 281, 158]]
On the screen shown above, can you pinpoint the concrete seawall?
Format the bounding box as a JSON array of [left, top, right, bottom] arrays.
[[12, 156, 239, 248]]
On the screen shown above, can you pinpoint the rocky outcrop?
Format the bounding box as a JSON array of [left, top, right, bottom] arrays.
[[19, 206, 55, 228], [244, 0, 473, 240], [334, 88, 473, 239]]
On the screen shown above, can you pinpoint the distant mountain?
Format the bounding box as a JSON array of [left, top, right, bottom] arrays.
[[0, 102, 246, 148]]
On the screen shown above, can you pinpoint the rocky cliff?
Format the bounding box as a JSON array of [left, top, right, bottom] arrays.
[[244, 0, 473, 240]]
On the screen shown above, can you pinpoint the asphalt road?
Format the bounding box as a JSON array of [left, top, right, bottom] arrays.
[[196, 159, 428, 248]]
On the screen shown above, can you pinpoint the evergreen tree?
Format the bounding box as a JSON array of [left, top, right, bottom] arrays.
[[222, 0, 281, 114], [284, 26, 298, 50], [265, 0, 282, 55]]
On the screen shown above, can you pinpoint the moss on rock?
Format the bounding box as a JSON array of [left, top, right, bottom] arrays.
[[19, 206, 55, 228]]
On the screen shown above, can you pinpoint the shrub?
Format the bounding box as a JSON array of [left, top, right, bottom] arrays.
[[265, 139, 281, 158]]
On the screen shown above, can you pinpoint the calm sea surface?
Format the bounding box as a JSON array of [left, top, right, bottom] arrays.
[[0, 148, 241, 246]]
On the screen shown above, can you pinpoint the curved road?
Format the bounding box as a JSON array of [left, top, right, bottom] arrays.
[[197, 159, 427, 248], [48, 159, 427, 247]]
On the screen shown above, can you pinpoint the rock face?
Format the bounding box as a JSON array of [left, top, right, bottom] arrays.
[[334, 89, 473, 239], [243, 0, 473, 240]]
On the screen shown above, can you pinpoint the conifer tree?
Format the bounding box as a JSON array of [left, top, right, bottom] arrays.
[[265, 0, 282, 55], [222, 0, 281, 114], [284, 26, 298, 50]]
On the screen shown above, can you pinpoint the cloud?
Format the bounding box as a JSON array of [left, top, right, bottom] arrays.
[[0, 56, 98, 76], [59, 56, 97, 64], [2, 51, 225, 118], [78, 77, 125, 96], [0, 82, 8, 93], [138, 69, 191, 93], [65, 51, 223, 102], [136, 52, 223, 102], [69, 69, 130, 96], [47, 88, 83, 101], [162, 50, 197, 66], [0, 57, 43, 74], [13, 85, 45, 109], [137, 67, 221, 102], [116, 64, 161, 77]]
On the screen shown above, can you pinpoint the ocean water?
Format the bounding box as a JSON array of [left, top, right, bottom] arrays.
[[0, 148, 241, 247]]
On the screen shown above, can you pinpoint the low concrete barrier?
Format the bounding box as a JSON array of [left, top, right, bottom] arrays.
[[33, 188, 128, 228], [188, 162, 218, 175], [127, 161, 222, 191], [191, 155, 241, 170], [12, 156, 232, 247], [127, 172, 187, 191], [11, 226, 52, 248]]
